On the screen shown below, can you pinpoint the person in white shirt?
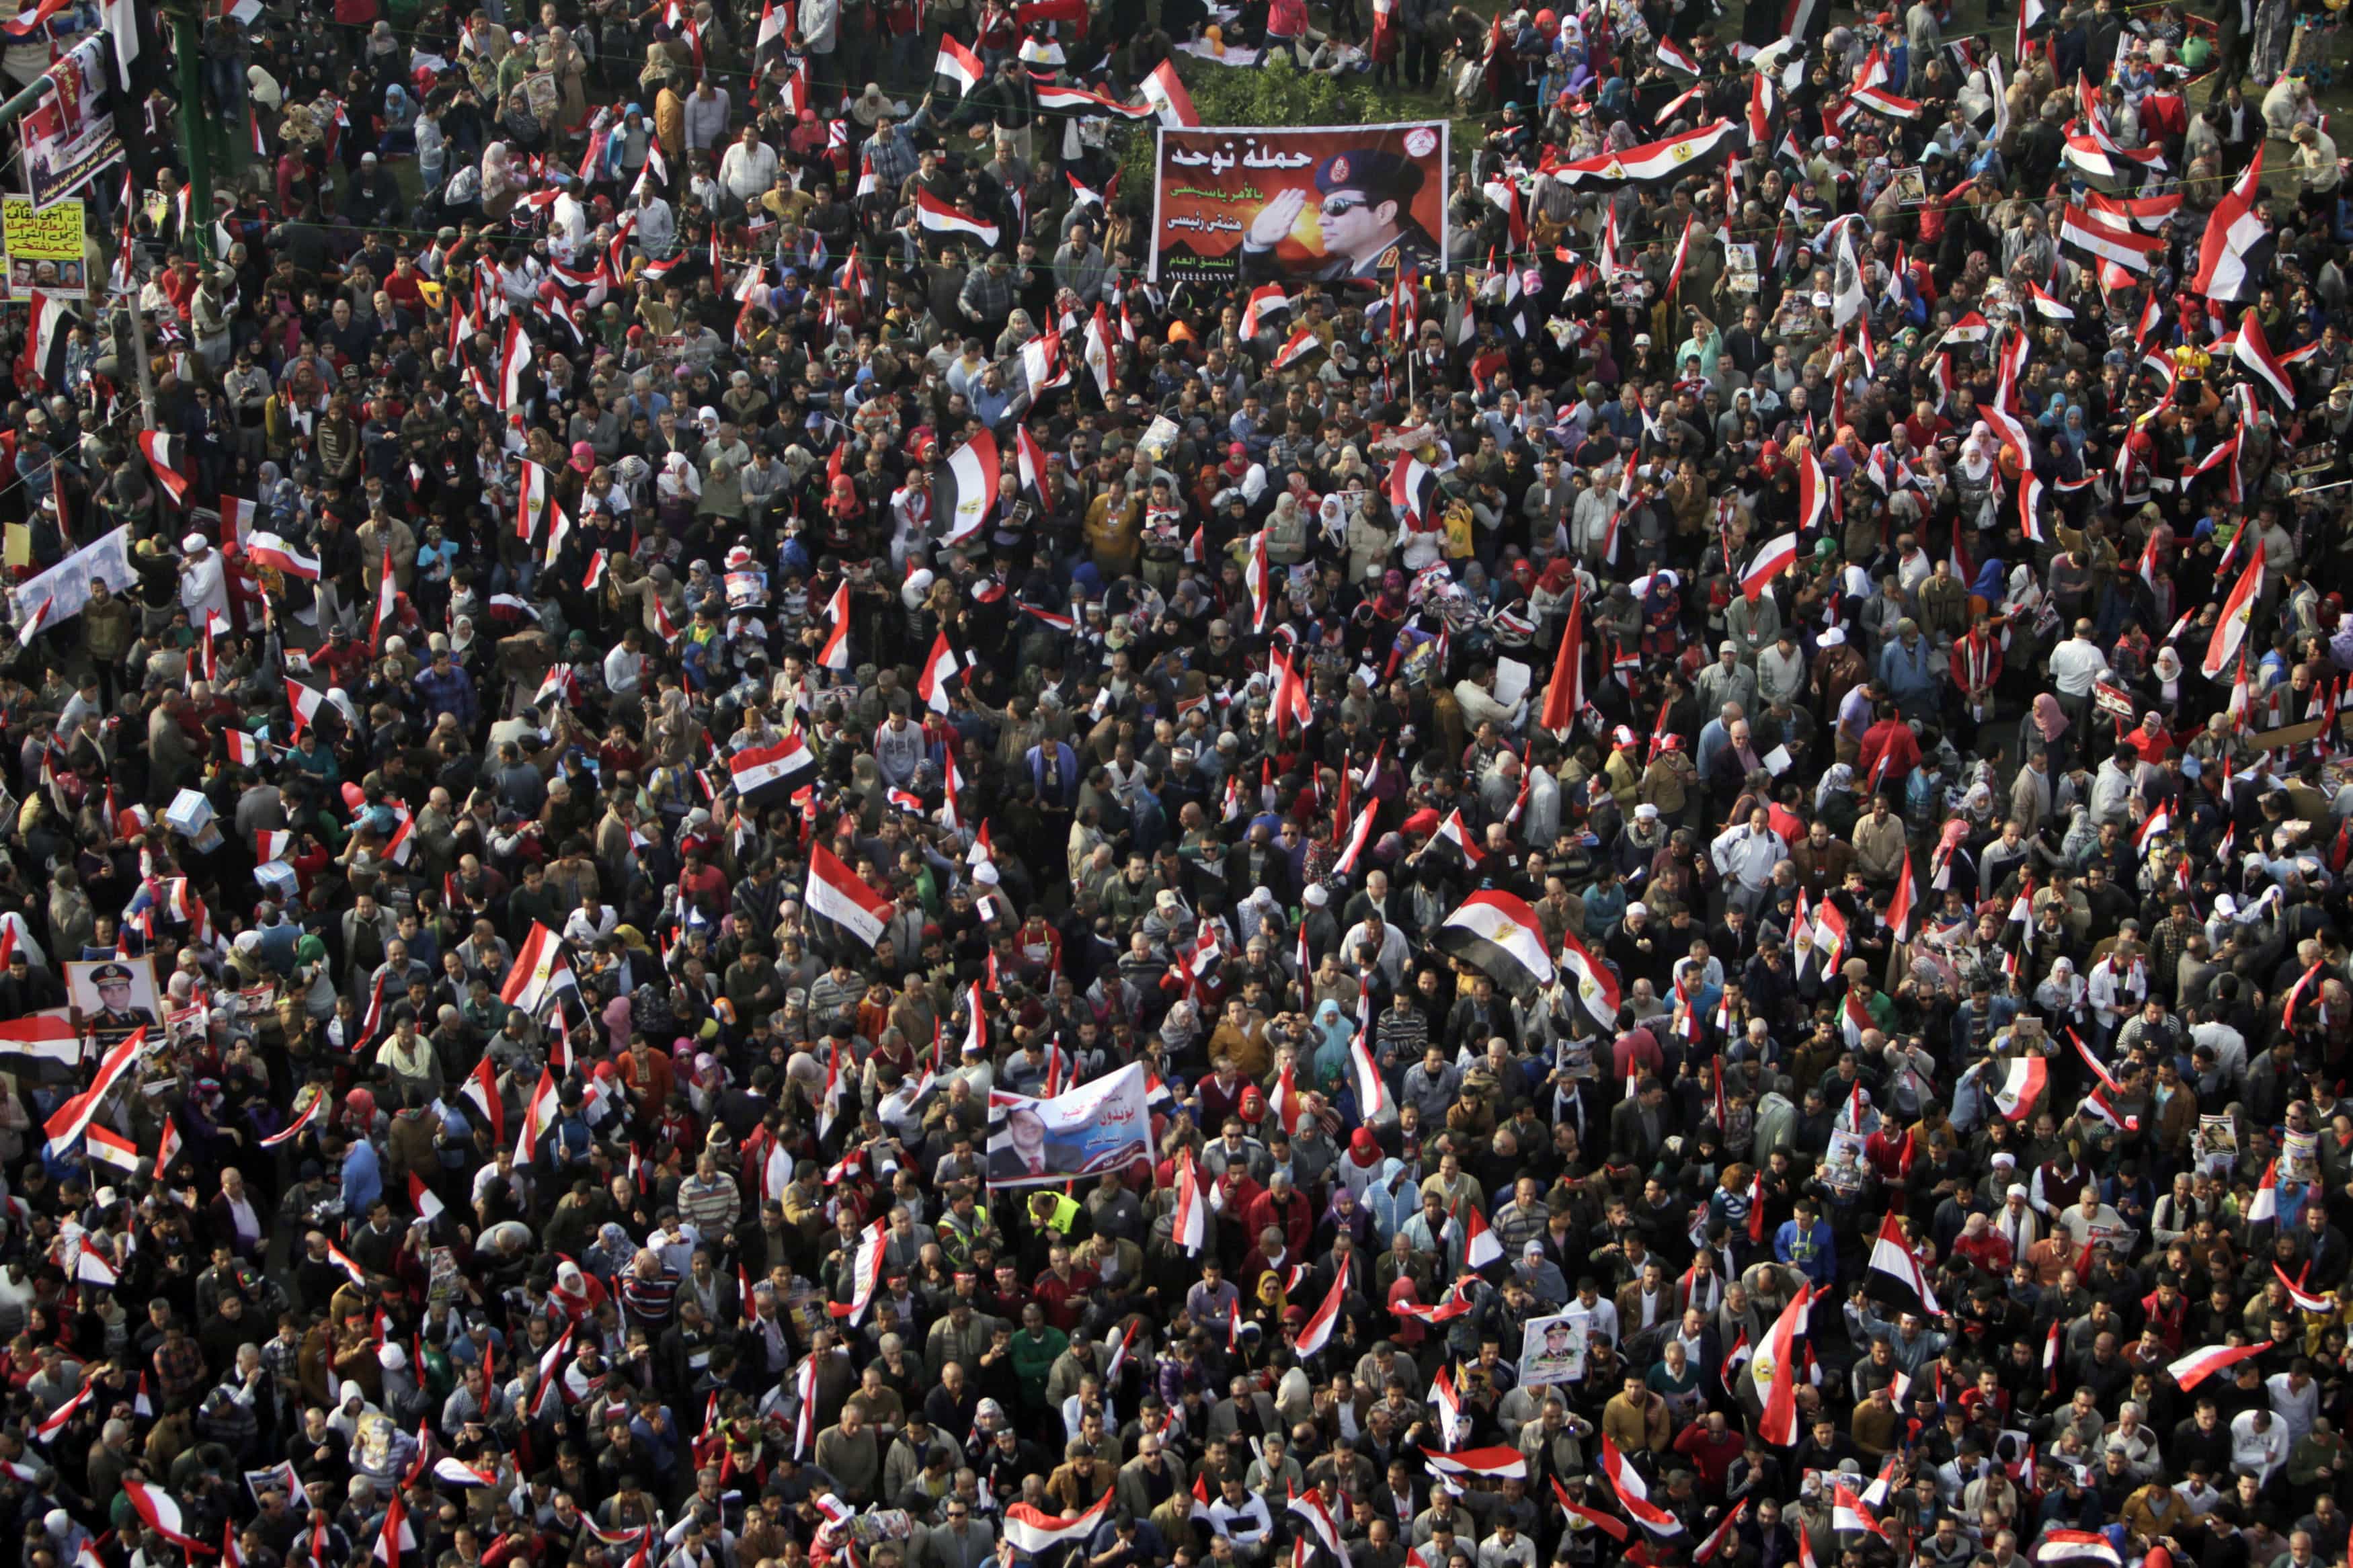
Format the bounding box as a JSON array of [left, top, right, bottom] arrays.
[[717, 124, 779, 208], [1710, 807, 1789, 913], [2266, 1364, 2320, 1446], [2048, 620, 2112, 732], [2229, 1405, 2289, 1485], [602, 626, 647, 698]]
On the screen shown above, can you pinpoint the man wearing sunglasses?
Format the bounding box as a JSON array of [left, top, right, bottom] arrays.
[[1240, 150, 1441, 284]]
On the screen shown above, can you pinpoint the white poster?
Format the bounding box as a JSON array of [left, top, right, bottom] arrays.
[[10, 524, 133, 630], [1519, 1311, 1587, 1386], [986, 1061, 1151, 1188]]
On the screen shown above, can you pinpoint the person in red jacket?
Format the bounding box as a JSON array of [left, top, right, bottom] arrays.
[[1672, 1408, 1746, 1498], [1241, 1167, 1314, 1264]]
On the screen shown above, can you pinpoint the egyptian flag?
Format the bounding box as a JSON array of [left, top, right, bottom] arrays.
[[2039, 1534, 2120, 1567], [1244, 529, 1273, 632], [502, 923, 575, 1016], [1539, 587, 1585, 732], [1849, 84, 1921, 118], [1241, 284, 1291, 337], [2202, 540, 2266, 679], [2274, 1263, 2334, 1313], [85, 1124, 141, 1174], [1421, 1447, 1528, 1481], [1797, 447, 1829, 532], [936, 429, 1000, 546], [1171, 1148, 1207, 1252], [2283, 960, 2325, 1028], [807, 842, 891, 950], [2193, 149, 2272, 303], [1554, 1477, 1632, 1542], [126, 1481, 212, 1554], [1390, 453, 1438, 528], [498, 314, 533, 410], [30, 291, 75, 390], [1868, 1213, 1941, 1313], [817, 579, 852, 671], [1551, 120, 1741, 184], [1428, 807, 1485, 870], [1599, 1437, 1683, 1534], [1139, 58, 1199, 126], [139, 433, 192, 505], [1269, 325, 1320, 371], [729, 732, 817, 807], [2060, 206, 2163, 273], [1754, 1282, 1813, 1445], [249, 530, 321, 579], [916, 188, 1000, 245], [916, 631, 965, 714], [1559, 928, 1620, 1027], [935, 33, 984, 93], [1990, 1055, 2048, 1121], [1445, 1199, 1504, 1270], [2167, 1339, 2270, 1391], [2234, 313, 2298, 406], [1436, 891, 1555, 1001], [1743, 532, 1798, 602], [1657, 35, 1700, 73], [256, 1090, 322, 1148], [409, 1172, 445, 1224], [1004, 1493, 1116, 1557]]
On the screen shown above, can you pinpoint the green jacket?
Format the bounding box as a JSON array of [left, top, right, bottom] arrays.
[[1010, 1325, 1069, 1405]]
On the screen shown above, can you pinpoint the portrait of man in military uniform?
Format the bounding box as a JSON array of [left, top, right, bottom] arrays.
[[1241, 150, 1443, 284], [69, 958, 161, 1048]]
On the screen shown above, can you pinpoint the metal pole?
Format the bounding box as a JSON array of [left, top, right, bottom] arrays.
[[0, 75, 52, 130], [125, 301, 158, 427], [169, 3, 214, 260]]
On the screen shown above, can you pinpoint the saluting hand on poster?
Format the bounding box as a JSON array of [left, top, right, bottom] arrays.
[[1246, 188, 1311, 249]]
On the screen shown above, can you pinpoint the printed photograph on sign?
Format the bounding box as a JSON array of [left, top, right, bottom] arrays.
[[3, 196, 88, 299], [1150, 122, 1449, 284], [1519, 1311, 1587, 1385], [984, 1061, 1150, 1186], [20, 40, 124, 210], [67, 956, 161, 1050]]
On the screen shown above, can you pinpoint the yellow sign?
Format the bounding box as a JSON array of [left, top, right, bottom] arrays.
[[3, 196, 87, 299]]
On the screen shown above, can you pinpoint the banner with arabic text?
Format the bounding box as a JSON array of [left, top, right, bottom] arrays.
[[1150, 122, 1449, 286]]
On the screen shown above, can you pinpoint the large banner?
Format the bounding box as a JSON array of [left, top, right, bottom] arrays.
[[986, 1062, 1151, 1187], [10, 525, 134, 630], [1150, 122, 1449, 286], [23, 39, 124, 210]]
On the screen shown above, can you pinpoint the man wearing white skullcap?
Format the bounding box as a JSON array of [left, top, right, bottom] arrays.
[[178, 530, 229, 626]]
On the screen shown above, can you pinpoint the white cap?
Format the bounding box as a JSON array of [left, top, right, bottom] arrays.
[[1634, 803, 1660, 821], [1819, 626, 1847, 647], [95, 1186, 118, 1208], [2007, 1183, 2028, 1198], [1626, 901, 1650, 918], [1304, 884, 1329, 907], [182, 532, 208, 553], [974, 862, 1001, 886], [378, 1344, 407, 1370]]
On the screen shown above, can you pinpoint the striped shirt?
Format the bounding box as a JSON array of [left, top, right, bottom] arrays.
[[619, 1266, 682, 1329], [676, 1173, 741, 1235]]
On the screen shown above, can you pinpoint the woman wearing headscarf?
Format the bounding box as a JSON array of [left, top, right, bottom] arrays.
[[1308, 997, 1353, 1091], [2033, 956, 2088, 1032], [2021, 691, 2074, 772]]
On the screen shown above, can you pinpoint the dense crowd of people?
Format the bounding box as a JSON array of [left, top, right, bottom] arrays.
[[1, 4, 2352, 1568]]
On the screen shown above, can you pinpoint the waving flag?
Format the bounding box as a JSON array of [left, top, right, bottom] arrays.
[[1292, 1263, 1348, 1357], [1868, 1213, 1941, 1313], [2167, 1339, 2270, 1391], [1436, 891, 1555, 1001], [1004, 1493, 1117, 1555], [807, 842, 892, 951], [2202, 540, 2266, 679], [1743, 533, 1799, 602], [1421, 1446, 1527, 1480], [1990, 1055, 2048, 1121], [1754, 1282, 1813, 1446], [2193, 148, 2272, 302], [1172, 1148, 1207, 1253], [1599, 1436, 1683, 1534], [1552, 120, 1740, 183]]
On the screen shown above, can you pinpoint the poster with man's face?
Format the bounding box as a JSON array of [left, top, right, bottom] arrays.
[[68, 957, 161, 1050], [1519, 1311, 1587, 1387], [1151, 123, 1450, 286], [984, 1063, 1150, 1188]]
